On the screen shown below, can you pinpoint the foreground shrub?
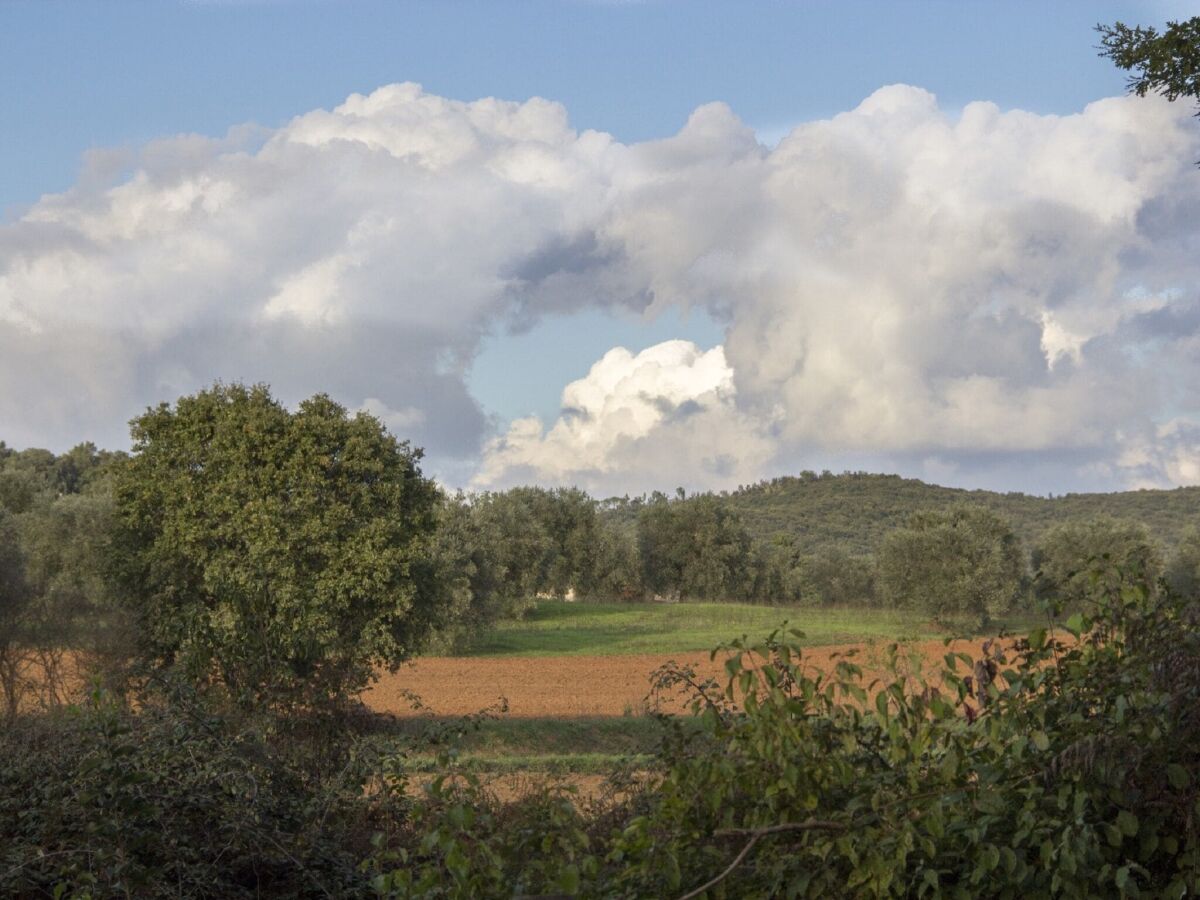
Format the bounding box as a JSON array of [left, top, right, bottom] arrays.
[[367, 766, 601, 898], [366, 580, 1200, 898], [611, 603, 1199, 897], [0, 689, 396, 898]]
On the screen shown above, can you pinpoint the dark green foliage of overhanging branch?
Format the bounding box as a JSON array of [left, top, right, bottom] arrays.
[[368, 584, 1200, 898], [1098, 18, 1200, 110], [108, 383, 443, 710], [1098, 15, 1200, 165]]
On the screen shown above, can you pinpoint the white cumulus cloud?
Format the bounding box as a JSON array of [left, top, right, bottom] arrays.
[[2, 82, 1199, 491], [474, 340, 773, 493]]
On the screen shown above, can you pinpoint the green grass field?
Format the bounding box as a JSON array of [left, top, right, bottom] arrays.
[[458, 601, 952, 657]]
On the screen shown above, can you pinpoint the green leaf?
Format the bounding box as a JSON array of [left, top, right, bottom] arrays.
[[1117, 810, 1139, 837], [983, 844, 1000, 872], [557, 864, 580, 894], [1166, 763, 1190, 790], [940, 747, 959, 780], [1001, 847, 1017, 875], [1065, 612, 1085, 637], [1115, 865, 1130, 892], [875, 690, 889, 719], [1031, 730, 1050, 752]]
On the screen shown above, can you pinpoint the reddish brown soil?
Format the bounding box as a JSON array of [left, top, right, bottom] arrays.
[[364, 638, 999, 718], [16, 637, 1011, 719]]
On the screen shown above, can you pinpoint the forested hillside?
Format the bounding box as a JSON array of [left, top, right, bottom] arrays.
[[708, 472, 1200, 555]]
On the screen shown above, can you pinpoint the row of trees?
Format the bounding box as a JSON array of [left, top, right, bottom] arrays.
[[876, 506, 1191, 625], [610, 492, 1195, 627]]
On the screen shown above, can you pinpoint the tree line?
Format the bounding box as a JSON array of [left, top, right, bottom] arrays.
[[716, 471, 1200, 557], [5, 384, 1200, 714]]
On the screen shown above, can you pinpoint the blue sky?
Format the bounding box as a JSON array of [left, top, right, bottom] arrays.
[[2, 0, 1199, 493], [1, 1, 1170, 212]]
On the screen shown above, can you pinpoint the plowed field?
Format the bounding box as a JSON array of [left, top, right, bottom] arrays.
[[364, 637, 999, 718]]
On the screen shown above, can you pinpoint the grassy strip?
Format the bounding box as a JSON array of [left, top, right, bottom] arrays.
[[403, 752, 656, 775], [379, 716, 679, 776], [388, 715, 679, 756], [458, 601, 945, 657]]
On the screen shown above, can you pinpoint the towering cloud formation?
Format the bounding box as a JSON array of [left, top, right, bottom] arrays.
[[1, 83, 1198, 490], [475, 340, 773, 492]]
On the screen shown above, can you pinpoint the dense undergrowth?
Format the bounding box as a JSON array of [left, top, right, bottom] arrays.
[[2, 584, 1198, 898], [0, 685, 400, 897]]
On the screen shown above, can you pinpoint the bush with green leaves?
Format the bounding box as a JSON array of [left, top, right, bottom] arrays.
[[365, 763, 602, 899], [366, 577, 1200, 898], [0, 687, 399, 898], [109, 383, 444, 709]]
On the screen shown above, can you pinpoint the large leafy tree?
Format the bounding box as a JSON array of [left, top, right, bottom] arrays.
[[877, 504, 1024, 625], [110, 383, 442, 708], [1033, 516, 1162, 612], [506, 487, 600, 597], [638, 493, 753, 601]]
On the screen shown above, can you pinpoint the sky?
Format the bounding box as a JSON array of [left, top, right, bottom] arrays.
[[1, 0, 1199, 496]]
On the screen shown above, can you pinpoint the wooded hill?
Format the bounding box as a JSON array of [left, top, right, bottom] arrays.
[[718, 473, 1200, 555]]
